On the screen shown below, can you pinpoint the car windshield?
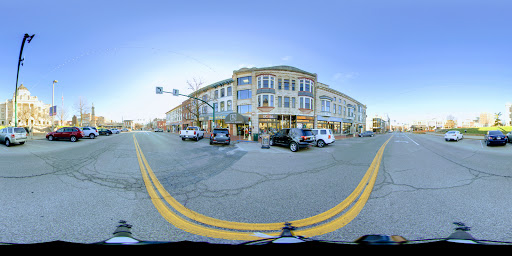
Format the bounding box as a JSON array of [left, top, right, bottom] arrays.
[[3, 0, 512, 247]]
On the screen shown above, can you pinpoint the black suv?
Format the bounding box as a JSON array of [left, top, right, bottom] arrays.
[[210, 128, 230, 145], [269, 128, 315, 152]]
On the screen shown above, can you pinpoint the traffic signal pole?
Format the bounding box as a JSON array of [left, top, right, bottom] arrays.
[[156, 87, 215, 129]]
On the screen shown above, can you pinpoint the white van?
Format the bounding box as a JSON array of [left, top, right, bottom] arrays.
[[311, 129, 335, 147]]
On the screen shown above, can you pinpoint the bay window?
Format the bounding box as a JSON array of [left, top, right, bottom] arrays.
[[257, 75, 275, 89], [258, 94, 275, 107], [299, 79, 314, 93]]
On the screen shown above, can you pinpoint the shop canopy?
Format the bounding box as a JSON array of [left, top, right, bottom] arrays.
[[225, 113, 249, 124], [316, 116, 345, 123]]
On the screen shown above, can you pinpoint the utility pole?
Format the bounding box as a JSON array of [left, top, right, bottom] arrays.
[[14, 33, 35, 127]]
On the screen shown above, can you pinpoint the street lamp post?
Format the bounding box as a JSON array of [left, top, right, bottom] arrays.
[[14, 33, 35, 127], [51, 80, 58, 131]]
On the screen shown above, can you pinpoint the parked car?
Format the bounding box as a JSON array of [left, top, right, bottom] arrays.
[[484, 130, 507, 146], [110, 128, 120, 134], [311, 128, 335, 147], [507, 131, 512, 143], [180, 126, 204, 141], [121, 128, 129, 132], [46, 127, 83, 142], [0, 127, 28, 147], [81, 126, 99, 139], [269, 128, 315, 152], [444, 130, 463, 141], [210, 128, 230, 145], [359, 131, 375, 137], [154, 128, 163, 132], [98, 128, 113, 136]]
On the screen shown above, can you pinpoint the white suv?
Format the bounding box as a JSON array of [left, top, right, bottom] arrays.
[[80, 127, 99, 139], [311, 129, 335, 147]]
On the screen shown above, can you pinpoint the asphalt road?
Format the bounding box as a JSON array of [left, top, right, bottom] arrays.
[[1, 131, 511, 244]]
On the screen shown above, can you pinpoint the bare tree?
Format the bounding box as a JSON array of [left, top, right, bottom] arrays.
[[74, 96, 89, 126], [58, 107, 69, 126], [445, 115, 457, 129], [182, 78, 210, 127]]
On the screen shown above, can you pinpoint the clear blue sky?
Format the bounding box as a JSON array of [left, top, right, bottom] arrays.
[[1, 0, 511, 124]]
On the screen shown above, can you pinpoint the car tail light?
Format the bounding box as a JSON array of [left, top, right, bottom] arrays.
[[11, 134, 15, 138], [194, 131, 196, 135], [328, 135, 331, 139]]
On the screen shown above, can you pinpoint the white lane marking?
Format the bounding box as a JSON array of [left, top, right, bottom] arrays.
[[404, 134, 419, 145], [480, 140, 483, 148]]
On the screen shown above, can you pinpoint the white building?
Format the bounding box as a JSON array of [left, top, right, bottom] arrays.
[[0, 84, 52, 127]]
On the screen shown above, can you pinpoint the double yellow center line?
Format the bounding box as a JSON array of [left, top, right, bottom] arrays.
[[134, 134, 393, 241]]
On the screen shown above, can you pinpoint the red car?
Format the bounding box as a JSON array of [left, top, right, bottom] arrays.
[[46, 127, 84, 142]]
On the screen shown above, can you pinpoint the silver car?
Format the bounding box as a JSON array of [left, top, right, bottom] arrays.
[[0, 127, 28, 147]]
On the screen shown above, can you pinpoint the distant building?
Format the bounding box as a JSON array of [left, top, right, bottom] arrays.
[[505, 103, 512, 126]]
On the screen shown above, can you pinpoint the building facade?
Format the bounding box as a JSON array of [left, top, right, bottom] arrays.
[[169, 65, 367, 136], [0, 84, 52, 127], [166, 104, 182, 132]]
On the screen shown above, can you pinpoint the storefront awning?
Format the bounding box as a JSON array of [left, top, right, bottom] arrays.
[[317, 116, 345, 122], [225, 113, 249, 124]]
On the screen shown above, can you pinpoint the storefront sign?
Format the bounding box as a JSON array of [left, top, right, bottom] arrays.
[[259, 114, 277, 119]]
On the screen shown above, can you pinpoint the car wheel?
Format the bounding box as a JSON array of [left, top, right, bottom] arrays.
[[5, 139, 10, 147], [317, 140, 325, 148], [289, 142, 298, 152], [89, 134, 95, 139], [48, 135, 54, 141], [70, 136, 77, 142]]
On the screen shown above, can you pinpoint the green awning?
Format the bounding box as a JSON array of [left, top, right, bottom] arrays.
[[225, 113, 249, 124]]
